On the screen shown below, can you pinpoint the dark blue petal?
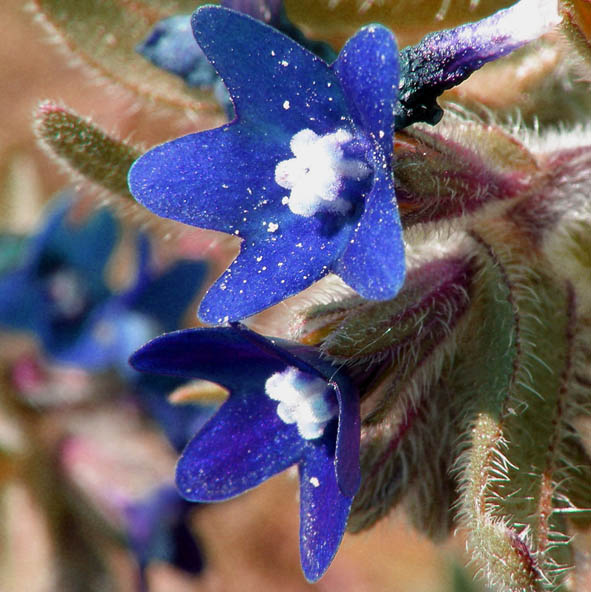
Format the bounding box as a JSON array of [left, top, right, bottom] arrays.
[[24, 194, 73, 267], [130, 327, 289, 392], [299, 440, 353, 582], [48, 302, 158, 372], [137, 377, 216, 453], [191, 6, 348, 134], [120, 233, 207, 332], [332, 25, 398, 156], [131, 261, 207, 333], [221, 0, 283, 24], [333, 163, 405, 300], [136, 15, 218, 86], [125, 234, 153, 302], [125, 485, 204, 577], [331, 380, 360, 497], [176, 384, 305, 501], [0, 269, 47, 334], [199, 214, 351, 323], [129, 123, 287, 237], [40, 204, 118, 298], [167, 518, 204, 574]]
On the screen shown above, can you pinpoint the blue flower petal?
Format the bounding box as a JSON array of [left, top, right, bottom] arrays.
[[332, 25, 398, 156], [0, 269, 47, 334], [48, 301, 158, 372], [25, 194, 74, 267], [137, 377, 215, 452], [333, 165, 405, 300], [119, 233, 207, 333], [125, 485, 204, 577], [221, 0, 283, 23], [129, 123, 287, 236], [299, 439, 353, 582], [136, 15, 218, 86], [131, 260, 207, 333], [332, 380, 361, 497], [191, 6, 347, 133], [41, 204, 118, 299], [130, 327, 288, 393], [176, 388, 305, 501], [122, 234, 153, 304], [199, 215, 351, 323]]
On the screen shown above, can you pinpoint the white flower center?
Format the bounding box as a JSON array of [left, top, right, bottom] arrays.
[[274, 129, 371, 218], [48, 270, 88, 319], [265, 366, 338, 440]]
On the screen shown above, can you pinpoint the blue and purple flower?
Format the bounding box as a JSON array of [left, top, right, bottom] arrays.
[[130, 323, 360, 581]]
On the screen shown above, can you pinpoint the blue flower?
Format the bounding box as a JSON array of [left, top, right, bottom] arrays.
[[130, 323, 360, 581], [0, 194, 207, 374], [123, 485, 204, 592], [129, 6, 404, 324]]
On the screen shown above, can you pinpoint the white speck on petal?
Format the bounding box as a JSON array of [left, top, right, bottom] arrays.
[[281, 60, 289, 67], [379, 130, 385, 138], [310, 477, 320, 487], [283, 100, 290, 110], [271, 50, 276, 56], [267, 222, 279, 233]]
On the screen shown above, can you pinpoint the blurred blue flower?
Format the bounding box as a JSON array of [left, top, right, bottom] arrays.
[[136, 13, 233, 117], [123, 485, 204, 592], [130, 323, 360, 581], [136, 1, 335, 119], [130, 6, 404, 324], [0, 194, 207, 374]]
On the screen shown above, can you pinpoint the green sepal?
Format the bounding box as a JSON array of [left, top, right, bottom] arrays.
[[457, 222, 576, 591], [34, 101, 141, 198]]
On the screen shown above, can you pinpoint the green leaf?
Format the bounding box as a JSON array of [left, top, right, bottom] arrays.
[[34, 101, 141, 198], [32, 0, 218, 113]]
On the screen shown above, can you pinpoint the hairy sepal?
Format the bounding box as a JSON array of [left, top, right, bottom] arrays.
[[34, 101, 141, 199], [395, 110, 539, 228], [457, 220, 577, 591], [297, 248, 478, 534]]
